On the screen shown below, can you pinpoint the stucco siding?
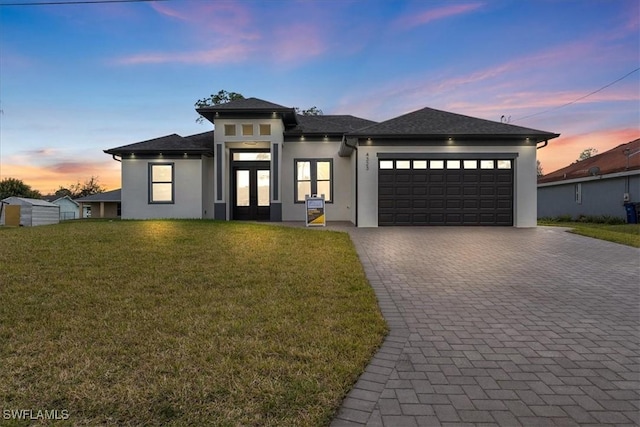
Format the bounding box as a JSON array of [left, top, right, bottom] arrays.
[[281, 140, 352, 222], [202, 156, 214, 219], [121, 157, 204, 219], [356, 144, 537, 227], [538, 174, 640, 219]]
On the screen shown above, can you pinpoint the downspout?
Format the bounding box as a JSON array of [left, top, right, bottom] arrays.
[[111, 154, 122, 162], [343, 137, 358, 227]]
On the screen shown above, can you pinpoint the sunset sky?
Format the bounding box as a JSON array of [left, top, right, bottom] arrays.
[[1, 0, 638, 193]]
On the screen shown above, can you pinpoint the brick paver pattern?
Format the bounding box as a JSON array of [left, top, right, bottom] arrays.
[[331, 227, 639, 427]]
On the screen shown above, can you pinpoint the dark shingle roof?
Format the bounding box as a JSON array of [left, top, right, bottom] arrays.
[[75, 189, 121, 203], [196, 97, 298, 127], [538, 138, 640, 184], [197, 97, 291, 112], [350, 107, 559, 141], [105, 132, 214, 155], [286, 115, 377, 135]]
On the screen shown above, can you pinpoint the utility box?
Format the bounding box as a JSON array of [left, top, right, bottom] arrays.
[[624, 203, 638, 224], [305, 194, 326, 227]]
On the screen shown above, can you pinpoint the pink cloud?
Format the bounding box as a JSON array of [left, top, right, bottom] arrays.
[[270, 23, 326, 63], [394, 3, 484, 29], [115, 43, 253, 65], [150, 1, 257, 39], [446, 87, 639, 120]]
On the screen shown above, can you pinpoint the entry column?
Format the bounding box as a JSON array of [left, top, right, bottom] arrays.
[[270, 142, 282, 221]]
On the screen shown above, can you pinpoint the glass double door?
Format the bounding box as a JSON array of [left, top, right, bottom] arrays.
[[233, 162, 270, 221]]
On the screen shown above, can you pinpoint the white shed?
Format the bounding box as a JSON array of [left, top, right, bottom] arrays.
[[0, 197, 60, 226]]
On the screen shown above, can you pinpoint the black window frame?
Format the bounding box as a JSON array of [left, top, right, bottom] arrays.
[[294, 158, 333, 203], [148, 162, 175, 204]]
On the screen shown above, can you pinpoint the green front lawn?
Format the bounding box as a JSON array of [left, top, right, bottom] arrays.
[[538, 220, 640, 247], [0, 220, 387, 426]]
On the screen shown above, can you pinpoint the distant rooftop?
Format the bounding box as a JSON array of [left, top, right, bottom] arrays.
[[538, 138, 640, 184]]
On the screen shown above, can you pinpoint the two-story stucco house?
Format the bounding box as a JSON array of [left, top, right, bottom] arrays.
[[104, 98, 559, 227]]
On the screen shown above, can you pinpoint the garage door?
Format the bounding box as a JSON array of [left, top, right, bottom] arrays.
[[378, 159, 513, 226]]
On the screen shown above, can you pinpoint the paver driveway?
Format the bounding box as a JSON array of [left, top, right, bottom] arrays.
[[331, 226, 640, 427]]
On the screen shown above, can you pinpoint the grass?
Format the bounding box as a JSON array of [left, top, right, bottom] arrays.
[[538, 219, 640, 247], [0, 220, 387, 426]]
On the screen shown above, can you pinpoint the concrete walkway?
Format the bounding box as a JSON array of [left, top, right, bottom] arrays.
[[330, 227, 640, 427]]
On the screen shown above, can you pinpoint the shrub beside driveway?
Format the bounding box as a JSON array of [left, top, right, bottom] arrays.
[[0, 220, 387, 426]]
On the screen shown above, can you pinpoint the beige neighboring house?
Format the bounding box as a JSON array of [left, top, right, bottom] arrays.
[[75, 189, 121, 219]]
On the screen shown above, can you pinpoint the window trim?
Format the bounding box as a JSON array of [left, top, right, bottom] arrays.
[[149, 162, 175, 204], [294, 158, 333, 203]]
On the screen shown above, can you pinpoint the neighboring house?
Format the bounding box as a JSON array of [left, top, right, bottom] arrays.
[[104, 98, 559, 227], [44, 195, 81, 220], [538, 139, 640, 220], [75, 189, 122, 219], [0, 197, 60, 226]]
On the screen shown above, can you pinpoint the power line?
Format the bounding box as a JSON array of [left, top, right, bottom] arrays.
[[0, 0, 168, 6], [515, 67, 640, 122]]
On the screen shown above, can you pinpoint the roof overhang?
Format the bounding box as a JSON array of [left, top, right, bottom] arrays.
[[338, 133, 559, 157], [196, 106, 298, 127]]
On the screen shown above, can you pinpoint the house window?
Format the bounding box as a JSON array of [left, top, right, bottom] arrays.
[[575, 183, 582, 204], [259, 124, 271, 136], [242, 124, 254, 136], [295, 159, 332, 203], [149, 163, 174, 203], [224, 124, 236, 136]]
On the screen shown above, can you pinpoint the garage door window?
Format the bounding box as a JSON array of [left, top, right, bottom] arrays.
[[497, 160, 512, 169], [380, 160, 394, 169], [430, 160, 444, 169], [413, 160, 427, 169], [447, 160, 461, 169], [480, 160, 494, 169], [464, 160, 477, 169]]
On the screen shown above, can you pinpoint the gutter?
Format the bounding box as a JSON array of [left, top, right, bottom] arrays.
[[536, 140, 549, 150], [111, 154, 122, 162]]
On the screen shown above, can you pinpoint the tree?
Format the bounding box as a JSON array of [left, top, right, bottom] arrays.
[[0, 177, 42, 200], [536, 160, 543, 176], [295, 106, 323, 116], [577, 148, 598, 162], [195, 90, 245, 123], [58, 176, 105, 199]]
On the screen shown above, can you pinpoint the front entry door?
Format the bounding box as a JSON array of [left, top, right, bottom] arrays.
[[233, 164, 270, 221]]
